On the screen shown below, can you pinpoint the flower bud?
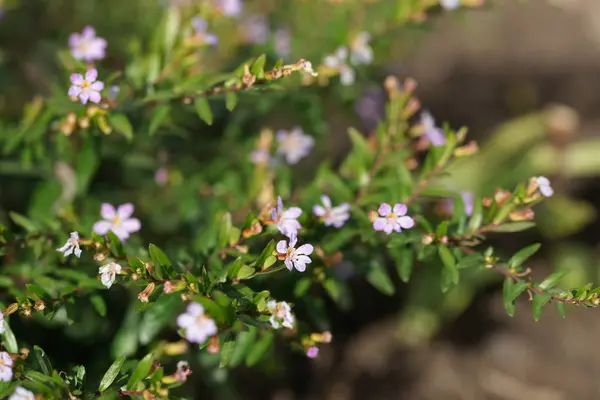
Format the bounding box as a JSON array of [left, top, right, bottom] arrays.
[[78, 116, 90, 129], [453, 140, 478, 157], [138, 283, 155, 303], [421, 234, 434, 245], [93, 252, 108, 262], [508, 208, 535, 222], [34, 300, 46, 312], [207, 336, 220, 354], [384, 76, 399, 93]]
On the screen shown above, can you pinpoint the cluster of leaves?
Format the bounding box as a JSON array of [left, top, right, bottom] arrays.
[[0, 0, 597, 399]]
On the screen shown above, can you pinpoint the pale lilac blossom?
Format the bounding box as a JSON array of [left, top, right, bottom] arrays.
[[267, 300, 295, 329], [214, 0, 242, 17], [192, 17, 218, 46], [107, 85, 120, 100], [56, 232, 82, 258], [440, 0, 460, 10], [249, 149, 271, 165], [68, 69, 104, 104], [313, 195, 350, 228], [536, 176, 554, 197], [323, 47, 355, 85], [276, 126, 315, 164], [99, 262, 122, 289], [271, 196, 302, 237], [373, 203, 415, 234], [355, 87, 385, 131], [349, 31, 373, 65], [68, 26, 107, 62], [93, 203, 141, 241], [306, 346, 319, 358], [274, 27, 291, 59], [177, 303, 218, 343], [420, 111, 446, 146], [242, 15, 269, 44], [9, 387, 35, 400], [442, 191, 474, 216], [0, 351, 13, 382], [276, 233, 313, 272]]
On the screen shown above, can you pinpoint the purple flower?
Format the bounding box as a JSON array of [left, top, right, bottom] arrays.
[[440, 0, 460, 10], [271, 196, 302, 237], [306, 346, 319, 358], [441, 191, 474, 216], [249, 149, 271, 165], [9, 387, 35, 400], [99, 262, 122, 289], [373, 203, 415, 234], [535, 176, 554, 197], [242, 14, 269, 44], [313, 195, 350, 228], [276, 126, 315, 164], [355, 87, 385, 132], [56, 231, 82, 258], [276, 233, 313, 272], [192, 17, 219, 46], [324, 47, 355, 85], [177, 303, 218, 343], [267, 300, 295, 329], [420, 111, 446, 146], [274, 27, 291, 59], [0, 351, 13, 382], [68, 69, 104, 104], [349, 31, 373, 65], [93, 203, 141, 241], [214, 0, 242, 18], [69, 26, 107, 62]]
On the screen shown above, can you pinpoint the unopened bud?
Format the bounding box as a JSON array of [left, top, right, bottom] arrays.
[[494, 189, 511, 206], [163, 281, 175, 294], [384, 76, 399, 93], [207, 336, 220, 354], [131, 273, 139, 281], [368, 210, 378, 222], [321, 331, 332, 343], [403, 77, 418, 93], [508, 208, 535, 222], [453, 140, 478, 157], [402, 98, 421, 118], [439, 236, 449, 245], [93, 252, 108, 262], [138, 283, 155, 303], [422, 234, 434, 245], [78, 116, 90, 129], [34, 300, 46, 312], [87, 105, 101, 117]]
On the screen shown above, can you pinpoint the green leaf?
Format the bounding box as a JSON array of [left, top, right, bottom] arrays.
[[109, 113, 134, 141], [90, 295, 107, 317], [107, 231, 125, 258], [256, 240, 276, 269], [556, 302, 566, 318], [439, 246, 459, 293], [322, 279, 352, 310], [502, 278, 528, 317], [148, 104, 170, 136], [163, 7, 181, 55], [139, 294, 180, 345], [76, 137, 99, 195], [99, 356, 126, 392], [237, 265, 256, 280], [219, 340, 235, 368], [194, 98, 213, 125], [389, 246, 414, 283], [225, 92, 238, 111], [467, 196, 483, 232], [366, 261, 395, 296], [250, 54, 267, 78], [2, 320, 18, 353], [486, 222, 536, 233], [149, 243, 172, 278], [456, 253, 483, 269], [9, 211, 38, 232], [33, 345, 53, 375], [126, 353, 154, 390], [294, 278, 312, 297], [538, 270, 569, 291], [532, 292, 552, 321], [217, 212, 232, 248], [508, 243, 541, 268], [230, 328, 257, 367], [245, 331, 274, 367], [111, 303, 140, 358]]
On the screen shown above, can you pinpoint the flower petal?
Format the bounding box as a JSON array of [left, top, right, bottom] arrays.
[[93, 220, 112, 235], [90, 81, 104, 91], [313, 205, 326, 217], [81, 25, 96, 39], [296, 244, 313, 256], [293, 260, 306, 272], [88, 90, 102, 104], [121, 218, 141, 233], [70, 73, 84, 85], [100, 203, 116, 220], [85, 68, 98, 82], [398, 216, 415, 229], [68, 85, 82, 97], [79, 91, 90, 104], [393, 203, 407, 216], [283, 207, 302, 219], [373, 217, 387, 231], [320, 195, 332, 208], [378, 203, 392, 216], [187, 302, 204, 316], [117, 203, 135, 219], [176, 313, 195, 329], [276, 240, 288, 254], [284, 259, 294, 271]]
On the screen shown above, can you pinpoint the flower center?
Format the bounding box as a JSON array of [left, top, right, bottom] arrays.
[[81, 81, 91, 89], [78, 41, 90, 52], [386, 213, 397, 222], [111, 216, 121, 226], [286, 247, 295, 257]]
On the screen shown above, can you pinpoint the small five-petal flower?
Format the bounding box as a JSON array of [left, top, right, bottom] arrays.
[[56, 232, 83, 258], [349, 31, 373, 66], [271, 196, 302, 237], [373, 203, 415, 234], [323, 47, 355, 86], [267, 300, 295, 329], [313, 195, 350, 228], [535, 176, 554, 197], [68, 26, 107, 62], [276, 126, 315, 165], [177, 303, 218, 343], [276, 233, 313, 272], [8, 386, 35, 400], [93, 203, 141, 241], [0, 351, 13, 382], [191, 17, 219, 46], [99, 262, 122, 289], [68, 69, 104, 104]]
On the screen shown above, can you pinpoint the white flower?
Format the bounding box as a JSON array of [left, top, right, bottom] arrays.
[[373, 203, 415, 235], [313, 195, 350, 228], [56, 232, 82, 258], [0, 313, 5, 335], [300, 60, 318, 76], [267, 300, 295, 329], [440, 0, 460, 10], [271, 196, 302, 237], [350, 31, 373, 65], [9, 387, 35, 400], [0, 351, 13, 382], [98, 262, 122, 289], [276, 126, 315, 165], [324, 47, 355, 85], [176, 303, 218, 343], [276, 233, 313, 272], [535, 176, 554, 197]]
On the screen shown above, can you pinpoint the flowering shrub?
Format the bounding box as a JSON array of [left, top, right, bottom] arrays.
[[0, 0, 595, 399]]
